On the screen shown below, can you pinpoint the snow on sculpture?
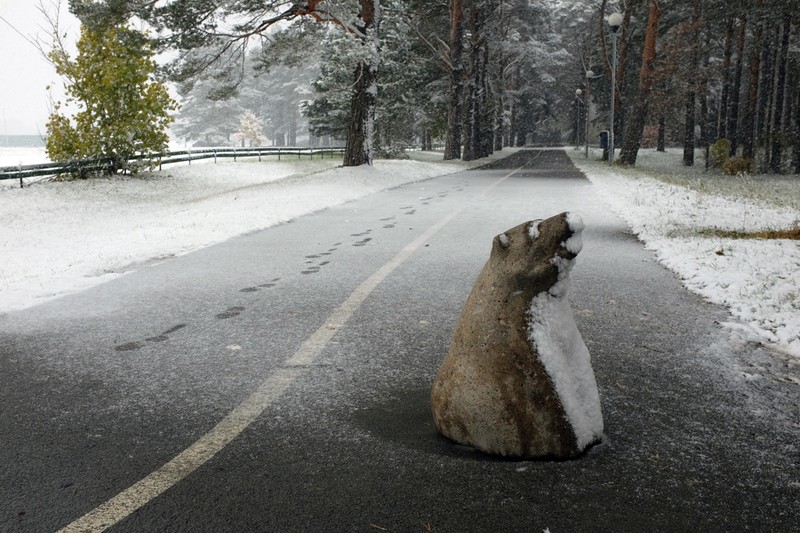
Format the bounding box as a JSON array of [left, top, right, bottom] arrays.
[[430, 212, 603, 458]]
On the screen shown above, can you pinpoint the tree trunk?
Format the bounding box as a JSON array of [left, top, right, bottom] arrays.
[[443, 0, 464, 160], [718, 17, 735, 140], [728, 15, 746, 156], [288, 105, 298, 146], [683, 0, 702, 167], [742, 11, 763, 160], [494, 23, 508, 152], [701, 37, 712, 169], [479, 42, 493, 158], [769, 15, 791, 174], [614, 1, 637, 143], [509, 105, 518, 147], [463, 7, 481, 161], [618, 0, 661, 166], [599, 0, 609, 68], [343, 0, 380, 167], [657, 116, 666, 151], [703, 91, 711, 169], [793, 75, 800, 174], [494, 58, 504, 153], [343, 59, 377, 166], [683, 90, 695, 165], [508, 65, 519, 147], [756, 28, 776, 170], [786, 66, 796, 172], [494, 118, 504, 151]]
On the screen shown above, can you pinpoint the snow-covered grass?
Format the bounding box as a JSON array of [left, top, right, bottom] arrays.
[[607, 147, 800, 211], [0, 149, 518, 314], [568, 147, 800, 359]]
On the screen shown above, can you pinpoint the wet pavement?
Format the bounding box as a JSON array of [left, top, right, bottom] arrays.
[[2, 149, 797, 532]]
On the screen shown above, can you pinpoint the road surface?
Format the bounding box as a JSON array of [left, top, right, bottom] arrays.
[[1, 149, 798, 532]]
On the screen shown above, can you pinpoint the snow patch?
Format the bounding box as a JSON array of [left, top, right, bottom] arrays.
[[547, 257, 573, 298], [528, 278, 604, 450], [527, 219, 603, 450], [568, 148, 800, 359], [528, 219, 542, 239], [566, 211, 585, 233], [563, 212, 585, 254]]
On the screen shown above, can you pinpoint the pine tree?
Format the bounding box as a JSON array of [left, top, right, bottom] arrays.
[[175, 53, 317, 148], [342, 0, 382, 166], [173, 80, 244, 146], [443, 0, 465, 160], [46, 23, 177, 174], [304, 2, 432, 154], [139, 0, 386, 166], [618, 0, 662, 166]]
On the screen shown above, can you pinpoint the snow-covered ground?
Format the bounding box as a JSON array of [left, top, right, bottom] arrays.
[[0, 146, 50, 167], [2, 146, 798, 360], [0, 149, 515, 314], [568, 148, 799, 360]]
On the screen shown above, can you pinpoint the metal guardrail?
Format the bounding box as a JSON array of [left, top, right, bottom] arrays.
[[0, 146, 346, 188]]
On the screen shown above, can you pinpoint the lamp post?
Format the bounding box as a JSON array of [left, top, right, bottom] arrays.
[[584, 70, 596, 158], [608, 12, 623, 164], [575, 88, 583, 147]]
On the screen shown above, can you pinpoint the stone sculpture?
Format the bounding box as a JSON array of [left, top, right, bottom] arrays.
[[430, 212, 603, 459]]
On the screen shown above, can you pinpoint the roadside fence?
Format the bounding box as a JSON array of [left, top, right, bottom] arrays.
[[0, 146, 346, 188]]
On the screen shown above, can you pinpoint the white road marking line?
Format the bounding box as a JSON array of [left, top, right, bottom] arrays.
[[58, 165, 523, 533]]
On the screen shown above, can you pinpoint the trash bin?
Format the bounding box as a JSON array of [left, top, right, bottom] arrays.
[[599, 130, 609, 149], [599, 130, 609, 161]]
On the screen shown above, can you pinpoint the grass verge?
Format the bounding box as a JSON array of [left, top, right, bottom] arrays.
[[690, 227, 800, 240]]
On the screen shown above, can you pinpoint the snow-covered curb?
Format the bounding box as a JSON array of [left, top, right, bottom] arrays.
[[0, 150, 517, 314], [567, 149, 800, 359]]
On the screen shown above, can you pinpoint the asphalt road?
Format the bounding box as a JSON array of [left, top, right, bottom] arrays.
[[1, 149, 798, 532]]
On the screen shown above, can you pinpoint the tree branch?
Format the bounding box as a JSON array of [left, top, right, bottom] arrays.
[[407, 15, 451, 70]]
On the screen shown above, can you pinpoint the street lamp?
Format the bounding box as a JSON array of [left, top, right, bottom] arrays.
[[583, 70, 597, 158], [575, 88, 583, 148], [608, 12, 623, 164]]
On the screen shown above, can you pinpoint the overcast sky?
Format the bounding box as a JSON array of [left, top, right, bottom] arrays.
[[0, 0, 78, 135]]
